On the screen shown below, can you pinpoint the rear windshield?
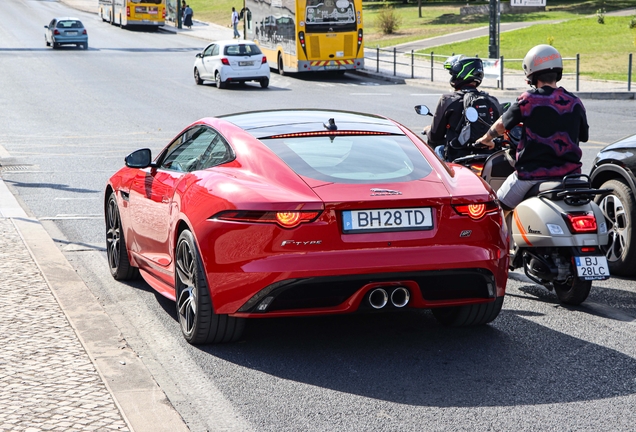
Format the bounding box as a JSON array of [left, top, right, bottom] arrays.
[[224, 44, 262, 56], [57, 20, 84, 28], [131, 0, 162, 4], [261, 135, 432, 184]]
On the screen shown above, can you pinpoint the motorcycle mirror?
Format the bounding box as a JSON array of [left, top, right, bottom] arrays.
[[465, 107, 479, 123], [414, 105, 430, 116]]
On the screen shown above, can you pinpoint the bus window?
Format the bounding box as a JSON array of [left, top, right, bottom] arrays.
[[305, 0, 355, 32]]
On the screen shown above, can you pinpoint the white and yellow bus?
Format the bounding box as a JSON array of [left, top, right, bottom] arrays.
[[99, 0, 166, 30], [245, 0, 364, 74]]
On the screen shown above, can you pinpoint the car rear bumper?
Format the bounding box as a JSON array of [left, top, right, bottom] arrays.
[[204, 244, 508, 315], [231, 268, 500, 318], [53, 36, 88, 44], [221, 65, 270, 82]]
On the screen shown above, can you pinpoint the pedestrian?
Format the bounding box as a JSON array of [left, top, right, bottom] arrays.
[[232, 7, 240, 39], [476, 44, 588, 216], [180, 0, 186, 24], [183, 4, 193, 29]]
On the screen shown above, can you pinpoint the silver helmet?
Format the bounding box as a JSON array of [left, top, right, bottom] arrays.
[[522, 44, 563, 85]]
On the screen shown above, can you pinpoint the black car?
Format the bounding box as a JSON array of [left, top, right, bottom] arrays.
[[590, 134, 636, 276]]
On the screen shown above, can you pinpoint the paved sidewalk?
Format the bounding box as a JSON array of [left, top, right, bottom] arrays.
[[0, 173, 189, 431]]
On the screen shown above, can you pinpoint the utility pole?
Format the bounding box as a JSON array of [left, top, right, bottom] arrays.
[[488, 0, 499, 59], [177, 1, 182, 29]]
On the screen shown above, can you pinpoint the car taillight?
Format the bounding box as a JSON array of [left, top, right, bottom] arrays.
[[214, 210, 322, 229], [221, 58, 230, 65], [82, 29, 87, 35], [53, 29, 60, 35], [262, 56, 267, 64], [452, 202, 499, 220], [564, 212, 597, 233]]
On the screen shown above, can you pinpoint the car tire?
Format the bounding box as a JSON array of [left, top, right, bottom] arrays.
[[553, 276, 591, 306], [432, 296, 504, 327], [596, 179, 636, 276], [175, 230, 245, 344], [194, 67, 203, 85], [215, 71, 226, 89], [83, 42, 88, 50], [260, 77, 269, 88], [45, 38, 50, 47], [278, 54, 285, 76], [106, 192, 139, 280], [52, 42, 58, 49]]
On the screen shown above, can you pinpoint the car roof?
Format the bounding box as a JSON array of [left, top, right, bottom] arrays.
[[53, 17, 83, 21], [219, 109, 405, 139], [213, 40, 258, 47]]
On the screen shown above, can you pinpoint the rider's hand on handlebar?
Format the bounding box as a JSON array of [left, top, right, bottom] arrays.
[[475, 135, 495, 150]]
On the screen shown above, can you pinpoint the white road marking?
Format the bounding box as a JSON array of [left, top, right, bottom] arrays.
[[54, 197, 100, 200], [410, 93, 443, 96], [349, 93, 391, 95]]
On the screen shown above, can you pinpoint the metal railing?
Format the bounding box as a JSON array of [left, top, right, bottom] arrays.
[[364, 47, 634, 92]]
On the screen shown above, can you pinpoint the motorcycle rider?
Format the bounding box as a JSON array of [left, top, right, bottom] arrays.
[[476, 44, 589, 214], [426, 55, 502, 161]]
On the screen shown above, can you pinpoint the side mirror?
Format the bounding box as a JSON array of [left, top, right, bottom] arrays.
[[196, 53, 202, 58], [44, 25, 48, 29], [125, 148, 152, 168], [414, 105, 431, 116], [465, 107, 479, 123]]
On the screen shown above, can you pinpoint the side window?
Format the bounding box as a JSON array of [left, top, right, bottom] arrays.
[[196, 132, 234, 170], [211, 45, 220, 56], [203, 44, 215, 57], [159, 127, 217, 173]]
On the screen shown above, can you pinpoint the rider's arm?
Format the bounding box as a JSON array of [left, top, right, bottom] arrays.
[[426, 96, 453, 147], [475, 117, 505, 149]]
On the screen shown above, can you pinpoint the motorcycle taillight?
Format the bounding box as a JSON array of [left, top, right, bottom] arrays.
[[564, 212, 597, 233]]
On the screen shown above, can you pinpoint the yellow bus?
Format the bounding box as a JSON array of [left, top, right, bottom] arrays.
[[99, 0, 166, 30], [245, 0, 364, 74]]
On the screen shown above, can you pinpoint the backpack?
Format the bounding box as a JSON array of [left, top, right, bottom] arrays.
[[450, 90, 501, 149]]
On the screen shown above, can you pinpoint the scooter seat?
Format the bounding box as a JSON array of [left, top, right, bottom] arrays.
[[523, 181, 563, 200]]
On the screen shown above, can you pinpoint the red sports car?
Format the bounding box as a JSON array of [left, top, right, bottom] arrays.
[[105, 109, 508, 344]]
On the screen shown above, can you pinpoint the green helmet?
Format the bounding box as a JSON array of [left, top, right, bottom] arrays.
[[445, 55, 484, 89]]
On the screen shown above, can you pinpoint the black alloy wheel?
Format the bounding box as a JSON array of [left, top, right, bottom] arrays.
[[175, 230, 244, 344], [596, 179, 636, 276], [105, 192, 139, 280]]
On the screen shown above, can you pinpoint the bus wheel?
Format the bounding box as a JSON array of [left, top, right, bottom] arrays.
[[278, 54, 285, 76]]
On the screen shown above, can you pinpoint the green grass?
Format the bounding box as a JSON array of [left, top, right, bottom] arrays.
[[418, 16, 636, 81]]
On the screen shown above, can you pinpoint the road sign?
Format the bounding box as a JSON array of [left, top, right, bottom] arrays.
[[511, 0, 546, 6]]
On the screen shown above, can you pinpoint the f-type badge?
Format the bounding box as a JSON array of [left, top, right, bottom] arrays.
[[460, 230, 472, 237], [371, 188, 402, 196]]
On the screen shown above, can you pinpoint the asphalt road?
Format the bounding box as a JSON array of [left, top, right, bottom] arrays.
[[2, 0, 636, 431]]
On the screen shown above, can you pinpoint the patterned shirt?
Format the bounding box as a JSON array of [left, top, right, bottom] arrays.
[[502, 86, 588, 180]]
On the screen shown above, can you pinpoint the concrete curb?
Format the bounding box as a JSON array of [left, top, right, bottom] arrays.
[[0, 175, 189, 432]]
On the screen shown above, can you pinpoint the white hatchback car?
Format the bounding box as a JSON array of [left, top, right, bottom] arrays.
[[194, 41, 270, 89]]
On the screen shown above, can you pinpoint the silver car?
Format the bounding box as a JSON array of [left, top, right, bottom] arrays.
[[45, 17, 88, 50], [193, 40, 270, 89]]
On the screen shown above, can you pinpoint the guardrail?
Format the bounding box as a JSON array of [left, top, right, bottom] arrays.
[[364, 47, 634, 92]]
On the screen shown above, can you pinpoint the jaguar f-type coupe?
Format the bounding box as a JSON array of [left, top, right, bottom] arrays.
[[105, 110, 508, 344]]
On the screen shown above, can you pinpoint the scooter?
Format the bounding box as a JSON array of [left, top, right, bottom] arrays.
[[415, 104, 611, 305]]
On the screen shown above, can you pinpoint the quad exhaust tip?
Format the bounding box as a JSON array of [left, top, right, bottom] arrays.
[[390, 287, 410, 308], [368, 288, 389, 309], [368, 287, 410, 309]]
